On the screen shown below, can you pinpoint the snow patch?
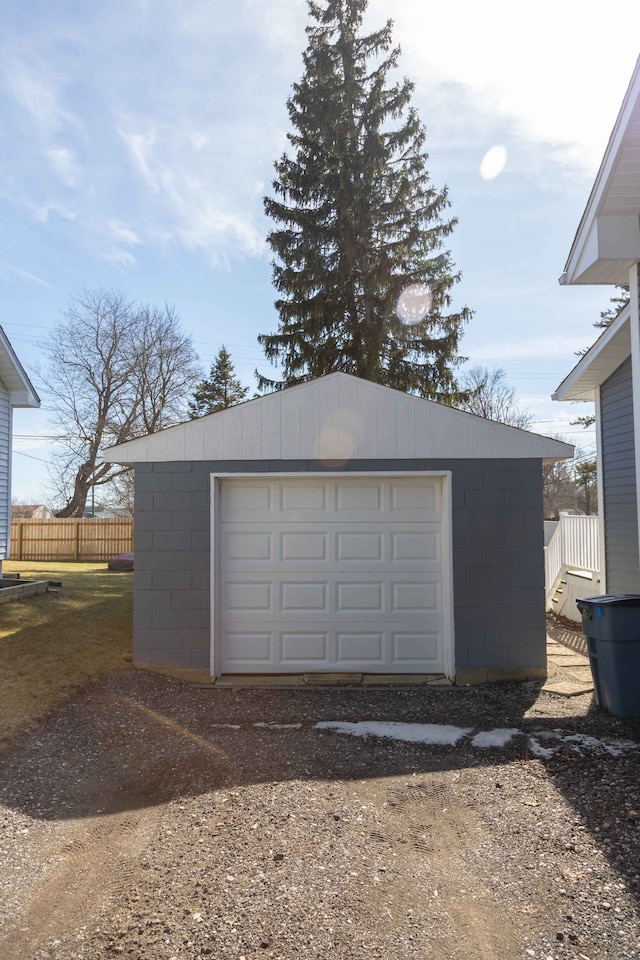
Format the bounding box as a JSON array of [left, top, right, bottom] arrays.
[[528, 730, 640, 759], [528, 737, 556, 759], [210, 719, 639, 759], [315, 721, 472, 745], [471, 728, 522, 748], [253, 722, 302, 730]]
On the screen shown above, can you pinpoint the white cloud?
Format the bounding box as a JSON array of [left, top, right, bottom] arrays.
[[2, 54, 80, 135], [106, 220, 140, 246], [469, 334, 588, 361], [244, 0, 307, 51], [0, 261, 50, 288], [370, 0, 639, 170], [123, 129, 158, 191], [106, 247, 137, 269], [1, 0, 636, 273], [118, 118, 268, 263], [47, 146, 80, 186], [28, 200, 77, 223]]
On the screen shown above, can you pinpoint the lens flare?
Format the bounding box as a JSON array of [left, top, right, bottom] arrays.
[[396, 283, 432, 326], [314, 408, 359, 464], [480, 145, 507, 181]]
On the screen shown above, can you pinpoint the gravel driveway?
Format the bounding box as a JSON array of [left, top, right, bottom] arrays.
[[1, 667, 640, 960]]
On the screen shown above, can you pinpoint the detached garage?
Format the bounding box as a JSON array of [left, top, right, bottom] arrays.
[[105, 373, 572, 686]]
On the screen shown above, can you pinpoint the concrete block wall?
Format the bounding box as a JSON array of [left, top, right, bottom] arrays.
[[133, 461, 211, 677], [132, 458, 545, 683]]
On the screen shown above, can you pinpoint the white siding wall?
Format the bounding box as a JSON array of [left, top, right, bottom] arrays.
[[0, 379, 10, 560], [110, 374, 574, 465]]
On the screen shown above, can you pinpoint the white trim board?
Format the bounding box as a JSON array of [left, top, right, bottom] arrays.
[[209, 471, 455, 681], [594, 385, 607, 594]]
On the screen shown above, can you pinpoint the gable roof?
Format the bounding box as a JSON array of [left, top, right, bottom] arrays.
[[561, 55, 640, 286], [553, 304, 631, 402], [0, 326, 40, 407], [105, 373, 573, 466]]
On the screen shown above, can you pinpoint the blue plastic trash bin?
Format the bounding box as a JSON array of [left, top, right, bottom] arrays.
[[576, 595, 640, 718]]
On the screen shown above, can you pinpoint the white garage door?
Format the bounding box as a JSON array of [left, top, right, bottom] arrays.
[[216, 476, 448, 674]]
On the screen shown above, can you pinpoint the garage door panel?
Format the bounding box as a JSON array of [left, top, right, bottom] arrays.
[[281, 581, 328, 612], [225, 531, 273, 561], [392, 581, 440, 612], [282, 632, 329, 662], [337, 632, 384, 661], [221, 481, 274, 518], [281, 531, 328, 561], [336, 532, 382, 561], [336, 582, 384, 611], [224, 632, 274, 665], [224, 581, 273, 611], [222, 574, 442, 617], [391, 531, 439, 561], [390, 480, 440, 518], [223, 522, 441, 569], [393, 632, 440, 662], [217, 477, 448, 673], [281, 482, 328, 514], [336, 481, 383, 513], [221, 623, 444, 672]]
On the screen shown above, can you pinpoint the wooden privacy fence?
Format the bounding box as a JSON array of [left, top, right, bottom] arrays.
[[10, 519, 134, 562]]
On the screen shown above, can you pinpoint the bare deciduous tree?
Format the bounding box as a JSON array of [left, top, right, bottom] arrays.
[[44, 288, 200, 517], [457, 366, 533, 429], [543, 458, 577, 519]]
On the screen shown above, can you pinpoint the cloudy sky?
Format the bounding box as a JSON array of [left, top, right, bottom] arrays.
[[1, 0, 639, 502]]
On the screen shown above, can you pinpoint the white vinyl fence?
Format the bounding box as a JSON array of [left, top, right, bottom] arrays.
[[545, 515, 601, 618]]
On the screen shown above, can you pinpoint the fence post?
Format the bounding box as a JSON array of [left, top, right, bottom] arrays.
[[17, 522, 24, 561], [74, 521, 80, 561]]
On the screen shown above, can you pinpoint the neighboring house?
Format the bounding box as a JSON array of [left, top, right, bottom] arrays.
[[12, 504, 54, 519], [105, 372, 572, 686], [554, 56, 640, 594], [0, 326, 40, 576], [82, 505, 132, 519]]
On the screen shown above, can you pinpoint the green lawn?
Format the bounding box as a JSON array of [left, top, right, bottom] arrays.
[[0, 561, 133, 743]]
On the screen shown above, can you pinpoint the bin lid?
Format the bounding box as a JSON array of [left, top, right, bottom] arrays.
[[577, 594, 640, 607]]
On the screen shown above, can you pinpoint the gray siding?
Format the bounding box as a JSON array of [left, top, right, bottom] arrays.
[[0, 381, 10, 559], [601, 357, 639, 592], [133, 458, 545, 680]]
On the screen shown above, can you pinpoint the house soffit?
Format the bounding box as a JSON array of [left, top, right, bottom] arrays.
[[553, 305, 631, 401], [562, 56, 640, 285], [0, 326, 40, 408]]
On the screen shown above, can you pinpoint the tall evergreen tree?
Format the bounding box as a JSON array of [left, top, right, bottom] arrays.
[[595, 285, 630, 330], [572, 285, 631, 428], [259, 0, 471, 398], [188, 345, 248, 418]]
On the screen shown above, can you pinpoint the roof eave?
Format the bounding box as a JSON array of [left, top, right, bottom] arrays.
[[562, 56, 640, 286], [10, 388, 41, 408], [0, 326, 40, 408], [553, 304, 631, 401]]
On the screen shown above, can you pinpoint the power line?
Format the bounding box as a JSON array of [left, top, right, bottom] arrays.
[[14, 450, 51, 463]]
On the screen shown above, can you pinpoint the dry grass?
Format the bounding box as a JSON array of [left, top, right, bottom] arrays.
[[0, 561, 133, 744]]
